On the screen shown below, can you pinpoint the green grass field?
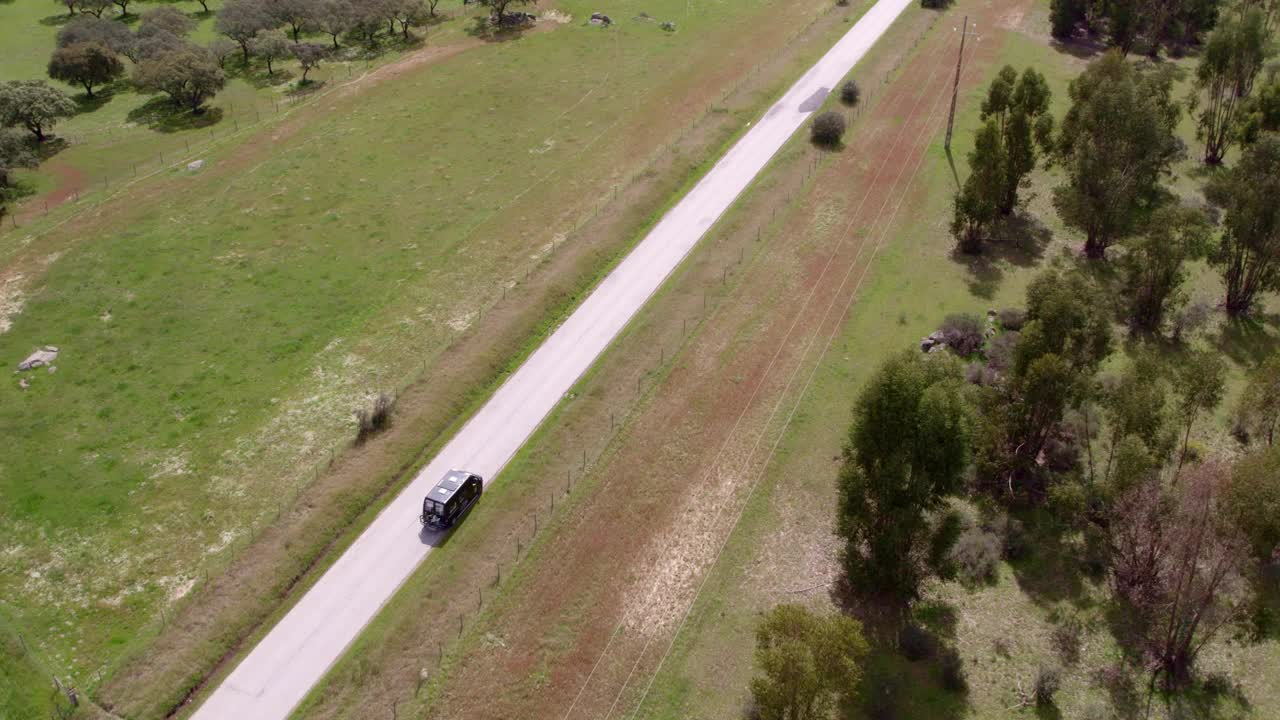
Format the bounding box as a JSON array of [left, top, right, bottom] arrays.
[[0, 0, 501, 221], [631, 6, 1280, 720], [0, 0, 839, 716]]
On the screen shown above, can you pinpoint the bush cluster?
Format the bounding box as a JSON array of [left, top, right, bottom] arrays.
[[355, 391, 395, 441], [811, 110, 847, 146]]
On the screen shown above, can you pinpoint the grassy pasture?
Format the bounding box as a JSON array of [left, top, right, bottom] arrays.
[[0, 0, 839, 715], [0, 0, 494, 222]]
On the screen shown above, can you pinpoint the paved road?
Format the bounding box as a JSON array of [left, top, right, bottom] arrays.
[[192, 0, 914, 716]]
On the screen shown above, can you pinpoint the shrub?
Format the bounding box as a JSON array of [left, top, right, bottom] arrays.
[[899, 624, 936, 661], [1042, 435, 1079, 472], [985, 330, 1020, 372], [355, 391, 395, 441], [949, 517, 1001, 584], [1051, 612, 1083, 666], [928, 508, 964, 579], [1202, 671, 1235, 697], [811, 110, 846, 146], [1034, 665, 1062, 706], [964, 362, 985, 385], [840, 79, 860, 106], [1003, 516, 1030, 560], [1171, 300, 1212, 343], [940, 647, 967, 692], [1092, 663, 1139, 711], [997, 307, 1026, 331], [1047, 478, 1088, 523], [939, 313, 985, 357]]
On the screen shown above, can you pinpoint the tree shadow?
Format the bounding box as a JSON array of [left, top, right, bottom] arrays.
[[914, 599, 958, 640], [1034, 703, 1063, 720], [39, 12, 77, 26], [392, 33, 427, 50], [1089, 661, 1145, 719], [1184, 162, 1223, 184], [126, 96, 224, 133], [954, 249, 1003, 300], [73, 89, 118, 114], [31, 137, 71, 162], [243, 68, 297, 88], [1216, 314, 1280, 367], [1, 174, 41, 206], [1243, 561, 1280, 642], [1007, 509, 1094, 610], [1161, 674, 1253, 720], [1049, 34, 1108, 60], [945, 146, 960, 190], [1102, 597, 1150, 666], [859, 622, 970, 719], [952, 212, 1053, 299], [287, 79, 327, 99], [830, 573, 906, 641], [989, 211, 1053, 265], [465, 15, 534, 41]]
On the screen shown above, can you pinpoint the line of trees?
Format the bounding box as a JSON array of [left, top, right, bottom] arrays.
[[216, 0, 437, 54], [955, 48, 1280, 321], [10, 0, 490, 219], [1049, 0, 1227, 57], [1047, 0, 1276, 167], [41, 0, 452, 117]]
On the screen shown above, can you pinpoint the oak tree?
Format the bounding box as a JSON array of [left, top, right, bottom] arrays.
[[217, 0, 276, 64], [133, 47, 227, 113], [291, 43, 326, 83], [250, 29, 292, 75], [0, 81, 77, 143], [48, 42, 124, 98]]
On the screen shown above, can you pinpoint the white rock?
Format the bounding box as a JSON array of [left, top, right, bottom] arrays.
[[18, 347, 58, 371]]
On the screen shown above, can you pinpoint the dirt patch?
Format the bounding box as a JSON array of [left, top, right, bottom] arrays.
[[0, 268, 26, 335], [26, 159, 87, 220]]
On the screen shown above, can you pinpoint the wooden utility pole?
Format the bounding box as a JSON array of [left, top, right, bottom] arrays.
[[944, 16, 973, 153]]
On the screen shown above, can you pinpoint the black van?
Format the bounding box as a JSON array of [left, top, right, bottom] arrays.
[[421, 470, 483, 530]]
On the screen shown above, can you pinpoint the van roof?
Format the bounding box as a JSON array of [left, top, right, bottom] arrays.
[[427, 469, 475, 503]]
